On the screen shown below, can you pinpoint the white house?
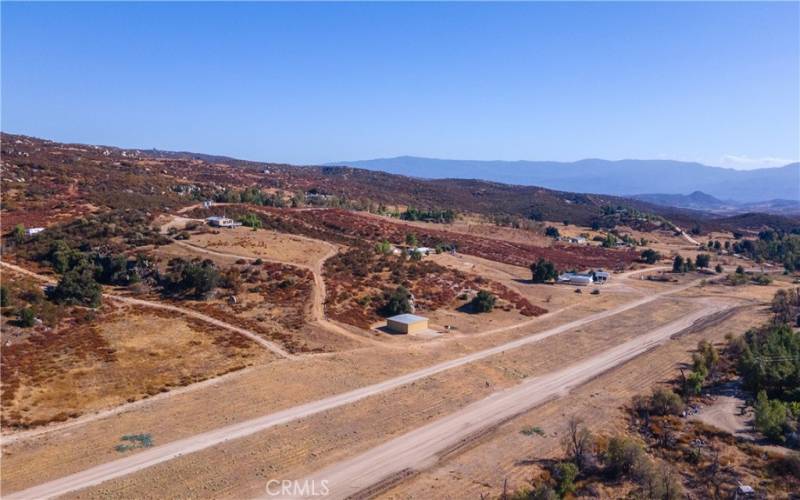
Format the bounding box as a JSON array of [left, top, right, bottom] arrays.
[[558, 270, 609, 286], [206, 216, 238, 228], [407, 247, 433, 256]]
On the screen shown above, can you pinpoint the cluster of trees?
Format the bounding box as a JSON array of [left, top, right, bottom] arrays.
[[731, 230, 800, 272], [683, 340, 720, 397], [727, 289, 800, 447], [545, 226, 560, 239], [213, 187, 287, 207], [672, 255, 693, 273], [398, 207, 456, 224], [727, 266, 772, 286], [34, 239, 162, 308], [238, 213, 262, 230], [705, 239, 727, 253], [50, 264, 103, 307], [771, 287, 800, 327], [600, 232, 618, 248], [515, 413, 683, 500], [161, 258, 221, 299], [530, 258, 559, 283], [672, 254, 710, 273]]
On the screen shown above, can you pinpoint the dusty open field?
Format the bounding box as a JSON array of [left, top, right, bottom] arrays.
[[1, 300, 271, 431], [16, 297, 735, 499], [2, 274, 723, 498], [176, 225, 338, 269]]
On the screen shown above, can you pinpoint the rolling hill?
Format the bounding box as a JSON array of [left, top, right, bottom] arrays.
[[329, 157, 800, 203]]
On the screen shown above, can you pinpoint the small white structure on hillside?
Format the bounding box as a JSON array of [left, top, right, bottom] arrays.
[[206, 216, 238, 228], [558, 273, 594, 286], [386, 314, 429, 334], [594, 270, 610, 283], [558, 270, 610, 286], [407, 247, 433, 256], [26, 227, 45, 236]]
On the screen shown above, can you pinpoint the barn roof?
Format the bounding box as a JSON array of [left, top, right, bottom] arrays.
[[387, 313, 428, 324]]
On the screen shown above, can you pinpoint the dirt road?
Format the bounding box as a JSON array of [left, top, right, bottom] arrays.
[[0, 261, 293, 359], [172, 240, 383, 347], [293, 300, 733, 500], [5, 274, 709, 499]]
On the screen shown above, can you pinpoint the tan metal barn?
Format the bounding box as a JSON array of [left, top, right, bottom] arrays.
[[386, 314, 429, 334]]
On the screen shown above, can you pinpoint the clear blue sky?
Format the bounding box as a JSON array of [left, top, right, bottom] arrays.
[[2, 2, 798, 168]]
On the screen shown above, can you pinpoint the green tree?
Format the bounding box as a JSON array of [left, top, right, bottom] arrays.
[[12, 224, 26, 244], [553, 462, 578, 497], [238, 213, 262, 230], [714, 263, 723, 273], [605, 435, 645, 478], [17, 307, 36, 327], [0, 285, 9, 307], [51, 262, 102, 307], [47, 240, 84, 274], [754, 390, 788, 442], [686, 370, 705, 397], [738, 323, 800, 399], [641, 249, 661, 264], [695, 253, 711, 269], [382, 286, 412, 316], [649, 387, 683, 416], [470, 290, 496, 313], [601, 233, 618, 248], [530, 258, 559, 283], [672, 255, 685, 273], [545, 226, 560, 238], [374, 240, 392, 254], [405, 233, 418, 247]]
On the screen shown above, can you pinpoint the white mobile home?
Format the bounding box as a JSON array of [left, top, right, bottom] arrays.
[[206, 216, 238, 228]]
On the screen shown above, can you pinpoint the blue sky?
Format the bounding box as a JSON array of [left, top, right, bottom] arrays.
[[2, 2, 798, 168]]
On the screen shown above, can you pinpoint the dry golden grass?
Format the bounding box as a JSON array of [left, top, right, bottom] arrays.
[[2, 305, 270, 430]]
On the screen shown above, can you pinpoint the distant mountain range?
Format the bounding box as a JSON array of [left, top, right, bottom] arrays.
[[328, 157, 800, 205], [632, 191, 800, 215]]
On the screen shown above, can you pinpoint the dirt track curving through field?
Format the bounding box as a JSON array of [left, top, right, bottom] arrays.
[[171, 240, 385, 348], [292, 300, 734, 500], [4, 271, 712, 499], [0, 261, 293, 359]]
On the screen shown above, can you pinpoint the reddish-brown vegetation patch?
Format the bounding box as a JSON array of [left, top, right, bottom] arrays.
[[148, 259, 316, 353], [323, 246, 546, 329], [188, 206, 638, 270]]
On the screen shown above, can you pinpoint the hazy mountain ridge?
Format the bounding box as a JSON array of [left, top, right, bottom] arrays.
[[632, 191, 800, 215], [329, 157, 800, 204]]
